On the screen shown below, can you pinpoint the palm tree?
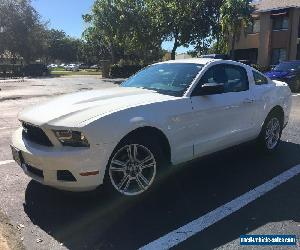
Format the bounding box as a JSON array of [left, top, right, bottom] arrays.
[[220, 0, 254, 59]]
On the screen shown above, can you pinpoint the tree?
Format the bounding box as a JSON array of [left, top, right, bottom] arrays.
[[0, 0, 48, 63], [83, 0, 162, 64], [46, 29, 83, 63], [146, 0, 222, 60], [220, 0, 253, 59]]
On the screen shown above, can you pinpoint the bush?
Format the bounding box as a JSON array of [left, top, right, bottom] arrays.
[[110, 64, 146, 78], [0, 64, 23, 78], [251, 64, 271, 73], [23, 64, 49, 76], [0, 64, 49, 78]]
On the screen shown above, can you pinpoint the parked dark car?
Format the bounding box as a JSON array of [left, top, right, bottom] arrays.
[[79, 63, 90, 69], [23, 64, 49, 77], [265, 61, 300, 92]]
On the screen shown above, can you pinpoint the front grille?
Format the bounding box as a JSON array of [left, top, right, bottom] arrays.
[[22, 122, 53, 146]]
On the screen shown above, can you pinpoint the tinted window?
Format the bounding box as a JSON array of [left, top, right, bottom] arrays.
[[273, 16, 288, 30], [197, 64, 249, 93], [253, 71, 268, 85], [122, 63, 203, 96]]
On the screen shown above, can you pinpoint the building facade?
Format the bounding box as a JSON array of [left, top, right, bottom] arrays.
[[234, 0, 300, 66]]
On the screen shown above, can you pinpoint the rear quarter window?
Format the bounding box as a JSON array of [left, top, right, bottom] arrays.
[[253, 71, 268, 85]]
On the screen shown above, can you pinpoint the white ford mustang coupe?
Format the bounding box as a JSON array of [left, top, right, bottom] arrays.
[[11, 58, 292, 196]]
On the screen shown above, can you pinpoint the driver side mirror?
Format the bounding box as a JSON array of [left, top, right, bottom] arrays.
[[192, 83, 224, 96]]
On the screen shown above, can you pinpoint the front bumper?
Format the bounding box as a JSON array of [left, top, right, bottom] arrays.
[[11, 128, 110, 192]]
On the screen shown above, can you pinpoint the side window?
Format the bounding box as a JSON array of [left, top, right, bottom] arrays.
[[223, 65, 249, 92], [197, 64, 249, 93], [253, 71, 268, 85]]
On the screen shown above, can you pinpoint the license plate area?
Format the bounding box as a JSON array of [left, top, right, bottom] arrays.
[[10, 145, 24, 166]]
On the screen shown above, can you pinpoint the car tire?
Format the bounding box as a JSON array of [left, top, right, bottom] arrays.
[[104, 134, 164, 197], [290, 78, 300, 93], [295, 78, 300, 92], [257, 110, 283, 152]]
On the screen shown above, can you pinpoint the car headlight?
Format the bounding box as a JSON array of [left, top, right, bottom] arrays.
[[54, 130, 90, 147]]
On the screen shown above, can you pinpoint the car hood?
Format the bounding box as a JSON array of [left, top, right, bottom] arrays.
[[265, 70, 289, 79], [19, 87, 177, 127]]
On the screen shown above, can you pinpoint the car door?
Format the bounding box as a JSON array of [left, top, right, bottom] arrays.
[[190, 63, 257, 157]]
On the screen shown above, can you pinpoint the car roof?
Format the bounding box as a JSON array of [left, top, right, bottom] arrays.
[[157, 58, 221, 65], [156, 58, 247, 67]]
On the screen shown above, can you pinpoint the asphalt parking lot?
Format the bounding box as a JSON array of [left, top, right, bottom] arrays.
[[1, 76, 300, 250]]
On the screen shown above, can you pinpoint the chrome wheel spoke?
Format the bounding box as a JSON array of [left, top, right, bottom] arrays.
[[265, 129, 272, 140], [110, 166, 126, 172], [136, 175, 146, 190], [111, 159, 127, 167], [137, 173, 149, 186], [127, 144, 138, 162], [133, 144, 138, 162], [123, 177, 131, 191], [126, 145, 133, 161], [118, 174, 130, 190], [273, 122, 279, 131], [140, 162, 155, 170], [136, 156, 153, 168]]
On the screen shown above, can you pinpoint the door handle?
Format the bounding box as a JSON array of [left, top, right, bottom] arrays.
[[243, 98, 254, 104]]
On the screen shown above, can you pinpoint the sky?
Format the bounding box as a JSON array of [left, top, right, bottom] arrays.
[[31, 0, 192, 54]]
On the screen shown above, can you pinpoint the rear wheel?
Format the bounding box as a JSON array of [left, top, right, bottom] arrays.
[[290, 78, 300, 92], [258, 111, 283, 152], [296, 79, 300, 92], [105, 135, 163, 196]]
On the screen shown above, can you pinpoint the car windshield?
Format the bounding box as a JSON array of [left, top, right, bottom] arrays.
[[121, 63, 204, 96], [274, 62, 300, 72]]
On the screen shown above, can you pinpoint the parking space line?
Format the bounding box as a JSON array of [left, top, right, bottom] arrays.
[[292, 94, 300, 97], [139, 164, 300, 250], [0, 160, 14, 166]]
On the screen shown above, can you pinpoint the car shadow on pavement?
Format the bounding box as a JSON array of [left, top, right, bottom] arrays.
[[23, 141, 300, 250]]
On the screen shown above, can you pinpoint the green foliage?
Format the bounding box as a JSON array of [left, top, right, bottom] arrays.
[[83, 0, 163, 64], [220, 0, 254, 58], [110, 64, 145, 78], [46, 29, 83, 63], [0, 0, 48, 63], [0, 0, 255, 67], [83, 0, 222, 62], [0, 1, 85, 64], [208, 38, 229, 55], [251, 64, 271, 73], [147, 0, 223, 59]]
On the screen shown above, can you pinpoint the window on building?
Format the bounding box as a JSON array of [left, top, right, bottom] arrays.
[[247, 19, 260, 33], [271, 48, 287, 65], [273, 16, 289, 30], [253, 71, 268, 85]]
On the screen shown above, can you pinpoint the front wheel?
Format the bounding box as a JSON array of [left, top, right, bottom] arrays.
[[106, 139, 160, 196], [258, 112, 283, 152]]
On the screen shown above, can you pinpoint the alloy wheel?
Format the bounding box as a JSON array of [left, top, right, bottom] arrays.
[[265, 117, 281, 150], [109, 144, 156, 196]]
